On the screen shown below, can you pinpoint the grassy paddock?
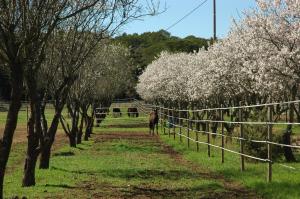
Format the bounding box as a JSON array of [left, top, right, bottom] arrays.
[[2, 104, 300, 198], [4, 115, 229, 198], [159, 123, 300, 199]]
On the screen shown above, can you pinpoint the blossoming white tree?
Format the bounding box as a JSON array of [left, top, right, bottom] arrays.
[[137, 0, 300, 106], [137, 0, 300, 162]]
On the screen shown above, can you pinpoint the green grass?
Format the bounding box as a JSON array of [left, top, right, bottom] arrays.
[[3, 104, 300, 198], [4, 142, 93, 198], [3, 123, 226, 198], [160, 125, 300, 199]]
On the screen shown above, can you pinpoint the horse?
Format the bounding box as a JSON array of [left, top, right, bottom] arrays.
[[95, 108, 108, 127], [127, 107, 139, 117], [112, 108, 122, 117], [149, 109, 159, 135]]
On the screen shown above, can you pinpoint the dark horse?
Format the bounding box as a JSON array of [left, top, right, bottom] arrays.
[[112, 108, 122, 117], [127, 107, 139, 117], [149, 109, 159, 135]]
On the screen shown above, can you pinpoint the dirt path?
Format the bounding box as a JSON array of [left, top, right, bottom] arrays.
[[5, 129, 68, 174], [59, 131, 261, 199]]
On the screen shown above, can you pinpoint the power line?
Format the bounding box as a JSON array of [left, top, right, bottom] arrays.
[[165, 0, 209, 31]]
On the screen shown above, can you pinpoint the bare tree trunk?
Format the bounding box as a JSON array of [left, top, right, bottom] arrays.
[[283, 125, 296, 162], [22, 79, 42, 187], [69, 132, 77, 147], [84, 116, 93, 141], [39, 81, 69, 169], [77, 113, 85, 144], [283, 93, 296, 162], [39, 112, 61, 169], [70, 104, 79, 147], [0, 66, 23, 198]]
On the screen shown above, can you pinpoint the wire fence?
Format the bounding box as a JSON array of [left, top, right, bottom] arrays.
[[132, 99, 300, 182], [2, 99, 298, 182]]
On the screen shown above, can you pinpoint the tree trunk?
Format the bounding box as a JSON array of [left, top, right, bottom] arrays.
[[283, 99, 296, 162], [22, 151, 39, 186], [69, 133, 77, 147], [0, 66, 23, 198], [84, 116, 93, 141], [39, 144, 51, 169], [23, 78, 42, 187], [282, 86, 297, 162], [76, 113, 85, 144], [22, 108, 40, 187], [283, 125, 296, 162], [39, 111, 61, 169]]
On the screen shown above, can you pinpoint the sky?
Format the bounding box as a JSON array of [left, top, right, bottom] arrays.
[[120, 0, 257, 39]]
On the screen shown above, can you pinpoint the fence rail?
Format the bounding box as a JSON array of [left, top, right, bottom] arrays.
[[133, 100, 300, 182]]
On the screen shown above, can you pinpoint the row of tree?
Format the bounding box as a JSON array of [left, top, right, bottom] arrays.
[[137, 0, 300, 161], [0, 0, 160, 198]]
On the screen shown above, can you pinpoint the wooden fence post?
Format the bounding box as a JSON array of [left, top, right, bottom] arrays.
[[163, 107, 166, 135], [168, 107, 171, 138], [173, 108, 175, 140], [221, 104, 225, 163], [196, 115, 199, 152], [179, 107, 182, 143], [160, 106, 163, 133], [156, 112, 159, 135], [187, 110, 190, 148], [239, 101, 245, 171], [267, 104, 273, 182], [206, 108, 210, 157]]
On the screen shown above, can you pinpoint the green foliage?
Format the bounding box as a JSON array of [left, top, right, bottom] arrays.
[[243, 109, 283, 160], [114, 30, 208, 77], [244, 123, 283, 160]]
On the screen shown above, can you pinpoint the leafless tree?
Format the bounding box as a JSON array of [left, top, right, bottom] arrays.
[[0, 0, 161, 196], [60, 43, 134, 147]]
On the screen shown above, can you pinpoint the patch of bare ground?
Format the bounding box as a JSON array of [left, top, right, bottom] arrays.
[[94, 132, 159, 143], [0, 125, 28, 144], [5, 129, 68, 174], [104, 123, 148, 128]]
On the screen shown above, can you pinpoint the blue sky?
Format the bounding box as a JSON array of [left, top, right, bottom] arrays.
[[120, 0, 257, 39]]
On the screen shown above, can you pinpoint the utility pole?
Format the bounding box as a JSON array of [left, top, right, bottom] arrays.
[[213, 0, 217, 41]]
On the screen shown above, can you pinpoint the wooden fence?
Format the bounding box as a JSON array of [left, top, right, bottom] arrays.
[[134, 100, 300, 183]]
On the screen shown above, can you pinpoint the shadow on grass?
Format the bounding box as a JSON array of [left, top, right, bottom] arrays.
[[53, 151, 75, 157], [102, 123, 148, 128], [121, 184, 225, 199], [103, 169, 206, 180], [76, 146, 86, 150], [45, 184, 77, 189], [109, 143, 160, 153], [52, 166, 212, 180]]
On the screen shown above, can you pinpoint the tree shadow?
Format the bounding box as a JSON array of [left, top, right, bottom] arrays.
[[51, 166, 215, 180], [76, 146, 86, 150], [45, 184, 77, 189], [53, 151, 75, 157]]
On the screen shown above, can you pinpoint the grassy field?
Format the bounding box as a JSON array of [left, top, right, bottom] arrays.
[[3, 111, 257, 198], [2, 104, 300, 198], [160, 129, 300, 199]]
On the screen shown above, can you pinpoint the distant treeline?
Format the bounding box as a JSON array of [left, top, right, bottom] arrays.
[[114, 29, 209, 78]]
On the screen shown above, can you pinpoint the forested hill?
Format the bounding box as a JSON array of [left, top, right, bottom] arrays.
[[114, 30, 209, 76]]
